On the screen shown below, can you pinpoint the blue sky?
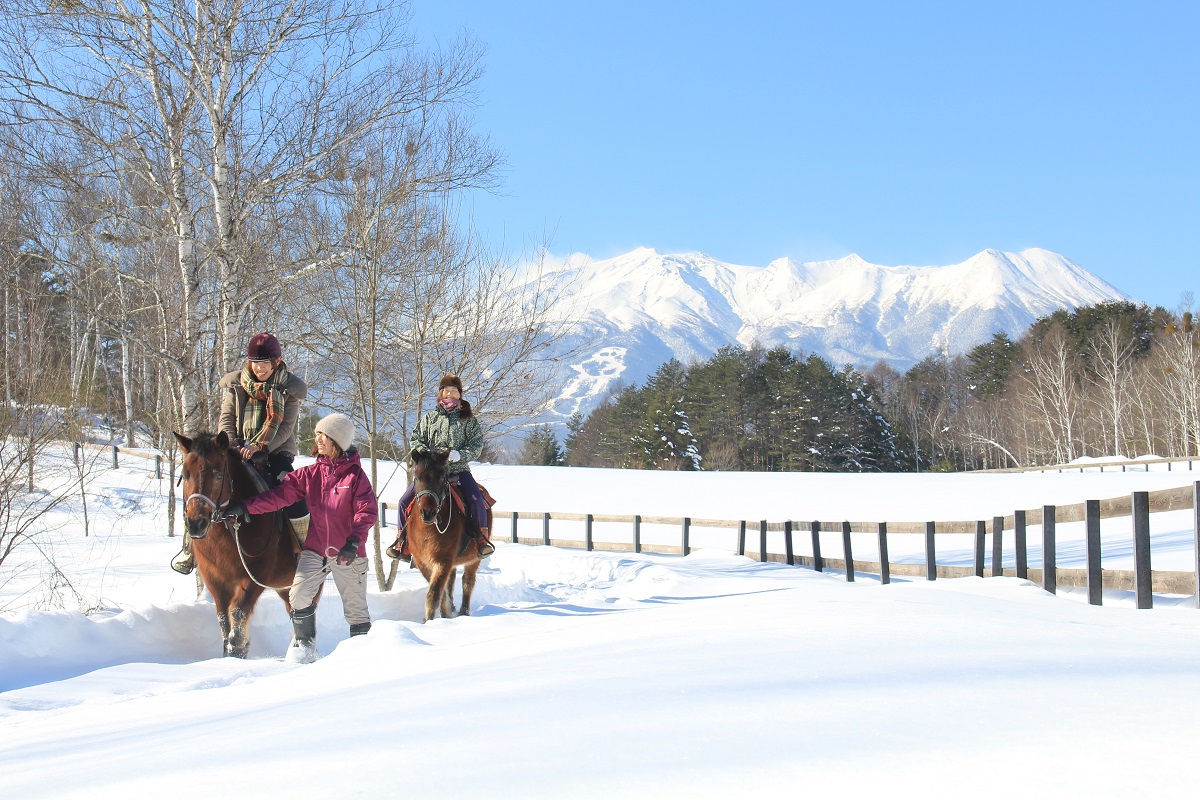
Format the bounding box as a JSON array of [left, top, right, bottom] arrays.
[[410, 1, 1198, 311]]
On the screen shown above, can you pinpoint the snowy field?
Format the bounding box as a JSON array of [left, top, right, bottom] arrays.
[[2, 446, 1200, 798]]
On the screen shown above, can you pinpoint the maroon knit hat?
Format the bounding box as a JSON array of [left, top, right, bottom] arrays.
[[246, 332, 282, 361]]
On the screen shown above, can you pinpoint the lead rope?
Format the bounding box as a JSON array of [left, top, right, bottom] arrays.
[[227, 514, 291, 591]]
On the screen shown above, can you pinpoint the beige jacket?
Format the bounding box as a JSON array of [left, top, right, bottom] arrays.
[[217, 367, 308, 458]]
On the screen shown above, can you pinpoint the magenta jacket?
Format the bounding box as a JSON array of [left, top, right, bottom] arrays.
[[245, 447, 377, 559]]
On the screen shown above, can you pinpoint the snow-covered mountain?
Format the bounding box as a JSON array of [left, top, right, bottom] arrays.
[[533, 247, 1129, 422]]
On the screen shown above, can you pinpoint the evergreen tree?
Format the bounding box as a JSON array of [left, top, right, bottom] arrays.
[[517, 424, 564, 466], [684, 345, 754, 470], [965, 332, 1017, 400]]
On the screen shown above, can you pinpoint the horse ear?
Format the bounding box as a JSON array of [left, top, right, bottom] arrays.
[[216, 431, 230, 450], [174, 431, 192, 453]]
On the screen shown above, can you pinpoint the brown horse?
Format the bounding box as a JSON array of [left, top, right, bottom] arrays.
[[175, 431, 305, 657], [406, 449, 491, 622]]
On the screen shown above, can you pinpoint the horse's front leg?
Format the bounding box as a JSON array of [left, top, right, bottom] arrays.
[[442, 567, 457, 618], [457, 563, 478, 617], [225, 581, 265, 658], [424, 564, 450, 622], [207, 580, 235, 655]]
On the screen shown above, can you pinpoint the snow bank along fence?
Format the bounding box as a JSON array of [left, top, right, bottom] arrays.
[[404, 484, 1200, 611], [89, 444, 1200, 609]]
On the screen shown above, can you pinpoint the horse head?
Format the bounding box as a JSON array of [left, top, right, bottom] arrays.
[[411, 449, 451, 526], [175, 431, 237, 541]]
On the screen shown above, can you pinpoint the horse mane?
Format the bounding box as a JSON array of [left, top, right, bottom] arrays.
[[188, 431, 247, 464], [412, 449, 449, 486]]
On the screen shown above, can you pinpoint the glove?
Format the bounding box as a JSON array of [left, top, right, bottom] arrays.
[[223, 501, 248, 520], [337, 539, 359, 566], [448, 450, 461, 462]]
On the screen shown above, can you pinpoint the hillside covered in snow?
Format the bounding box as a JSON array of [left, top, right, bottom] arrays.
[[533, 247, 1129, 421]]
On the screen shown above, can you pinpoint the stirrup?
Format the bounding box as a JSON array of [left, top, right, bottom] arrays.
[[386, 536, 410, 563], [171, 551, 196, 575], [476, 528, 494, 558]]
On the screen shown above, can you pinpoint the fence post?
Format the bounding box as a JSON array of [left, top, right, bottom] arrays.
[[759, 520, 768, 563], [737, 521, 746, 556], [1086, 499, 1102, 606], [112, 446, 119, 468], [543, 513, 551, 547], [1014, 510, 1028, 579], [973, 521, 986, 577], [785, 520, 794, 566], [634, 515, 641, 554], [925, 522, 936, 581], [380, 502, 388, 528], [681, 517, 690, 557], [877, 522, 890, 585], [992, 516, 1004, 577], [1042, 505, 1057, 595], [510, 511, 518, 544], [586, 513, 594, 551], [74, 442, 82, 464], [810, 521, 822, 572], [1194, 483, 1200, 609], [155, 454, 163, 480], [1132, 491, 1153, 610], [841, 521, 854, 582]]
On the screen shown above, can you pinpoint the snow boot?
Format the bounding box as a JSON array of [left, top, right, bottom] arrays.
[[349, 622, 371, 637], [291, 605, 317, 648], [386, 532, 410, 563], [171, 536, 195, 575], [476, 526, 495, 558]]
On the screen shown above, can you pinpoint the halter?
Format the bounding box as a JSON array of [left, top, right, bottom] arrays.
[[415, 484, 452, 535], [184, 461, 234, 536]]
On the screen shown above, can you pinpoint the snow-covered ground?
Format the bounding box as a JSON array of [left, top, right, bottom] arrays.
[[2, 446, 1200, 798]]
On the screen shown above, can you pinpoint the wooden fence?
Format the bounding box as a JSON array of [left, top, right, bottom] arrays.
[[92, 442, 1200, 609], [459, 483, 1200, 611]]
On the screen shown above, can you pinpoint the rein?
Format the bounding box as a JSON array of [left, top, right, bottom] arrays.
[[227, 514, 291, 591]]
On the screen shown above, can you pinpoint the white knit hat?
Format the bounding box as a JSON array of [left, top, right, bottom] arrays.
[[315, 413, 355, 451]]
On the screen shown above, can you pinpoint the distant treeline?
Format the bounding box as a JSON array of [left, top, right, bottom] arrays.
[[519, 301, 1200, 472]]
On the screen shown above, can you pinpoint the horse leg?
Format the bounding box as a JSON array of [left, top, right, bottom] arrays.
[[225, 582, 265, 658], [424, 563, 452, 622], [458, 562, 479, 617], [207, 580, 236, 655], [442, 567, 457, 619]]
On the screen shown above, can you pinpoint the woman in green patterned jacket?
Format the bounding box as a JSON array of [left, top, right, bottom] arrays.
[[386, 373, 494, 561]]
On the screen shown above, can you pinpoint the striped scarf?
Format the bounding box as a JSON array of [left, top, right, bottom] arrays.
[[239, 362, 290, 448]]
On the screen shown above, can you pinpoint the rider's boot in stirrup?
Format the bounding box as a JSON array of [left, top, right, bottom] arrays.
[[171, 534, 196, 575], [476, 526, 495, 559], [386, 531, 410, 563]]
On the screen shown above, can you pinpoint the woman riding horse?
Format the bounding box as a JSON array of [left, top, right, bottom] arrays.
[[386, 374, 493, 562], [175, 430, 300, 658], [173, 332, 308, 574]]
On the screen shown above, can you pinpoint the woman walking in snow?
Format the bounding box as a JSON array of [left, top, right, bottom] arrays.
[[224, 412, 376, 659]]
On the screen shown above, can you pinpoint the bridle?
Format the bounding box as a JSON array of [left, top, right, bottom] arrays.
[[184, 450, 289, 590], [183, 457, 234, 538], [414, 479, 452, 535]]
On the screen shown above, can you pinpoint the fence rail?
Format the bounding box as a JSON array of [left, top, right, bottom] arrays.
[[491, 483, 1200, 610], [72, 440, 1200, 608]]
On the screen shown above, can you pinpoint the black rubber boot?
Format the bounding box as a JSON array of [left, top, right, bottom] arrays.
[[291, 605, 317, 648], [349, 622, 371, 637]]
